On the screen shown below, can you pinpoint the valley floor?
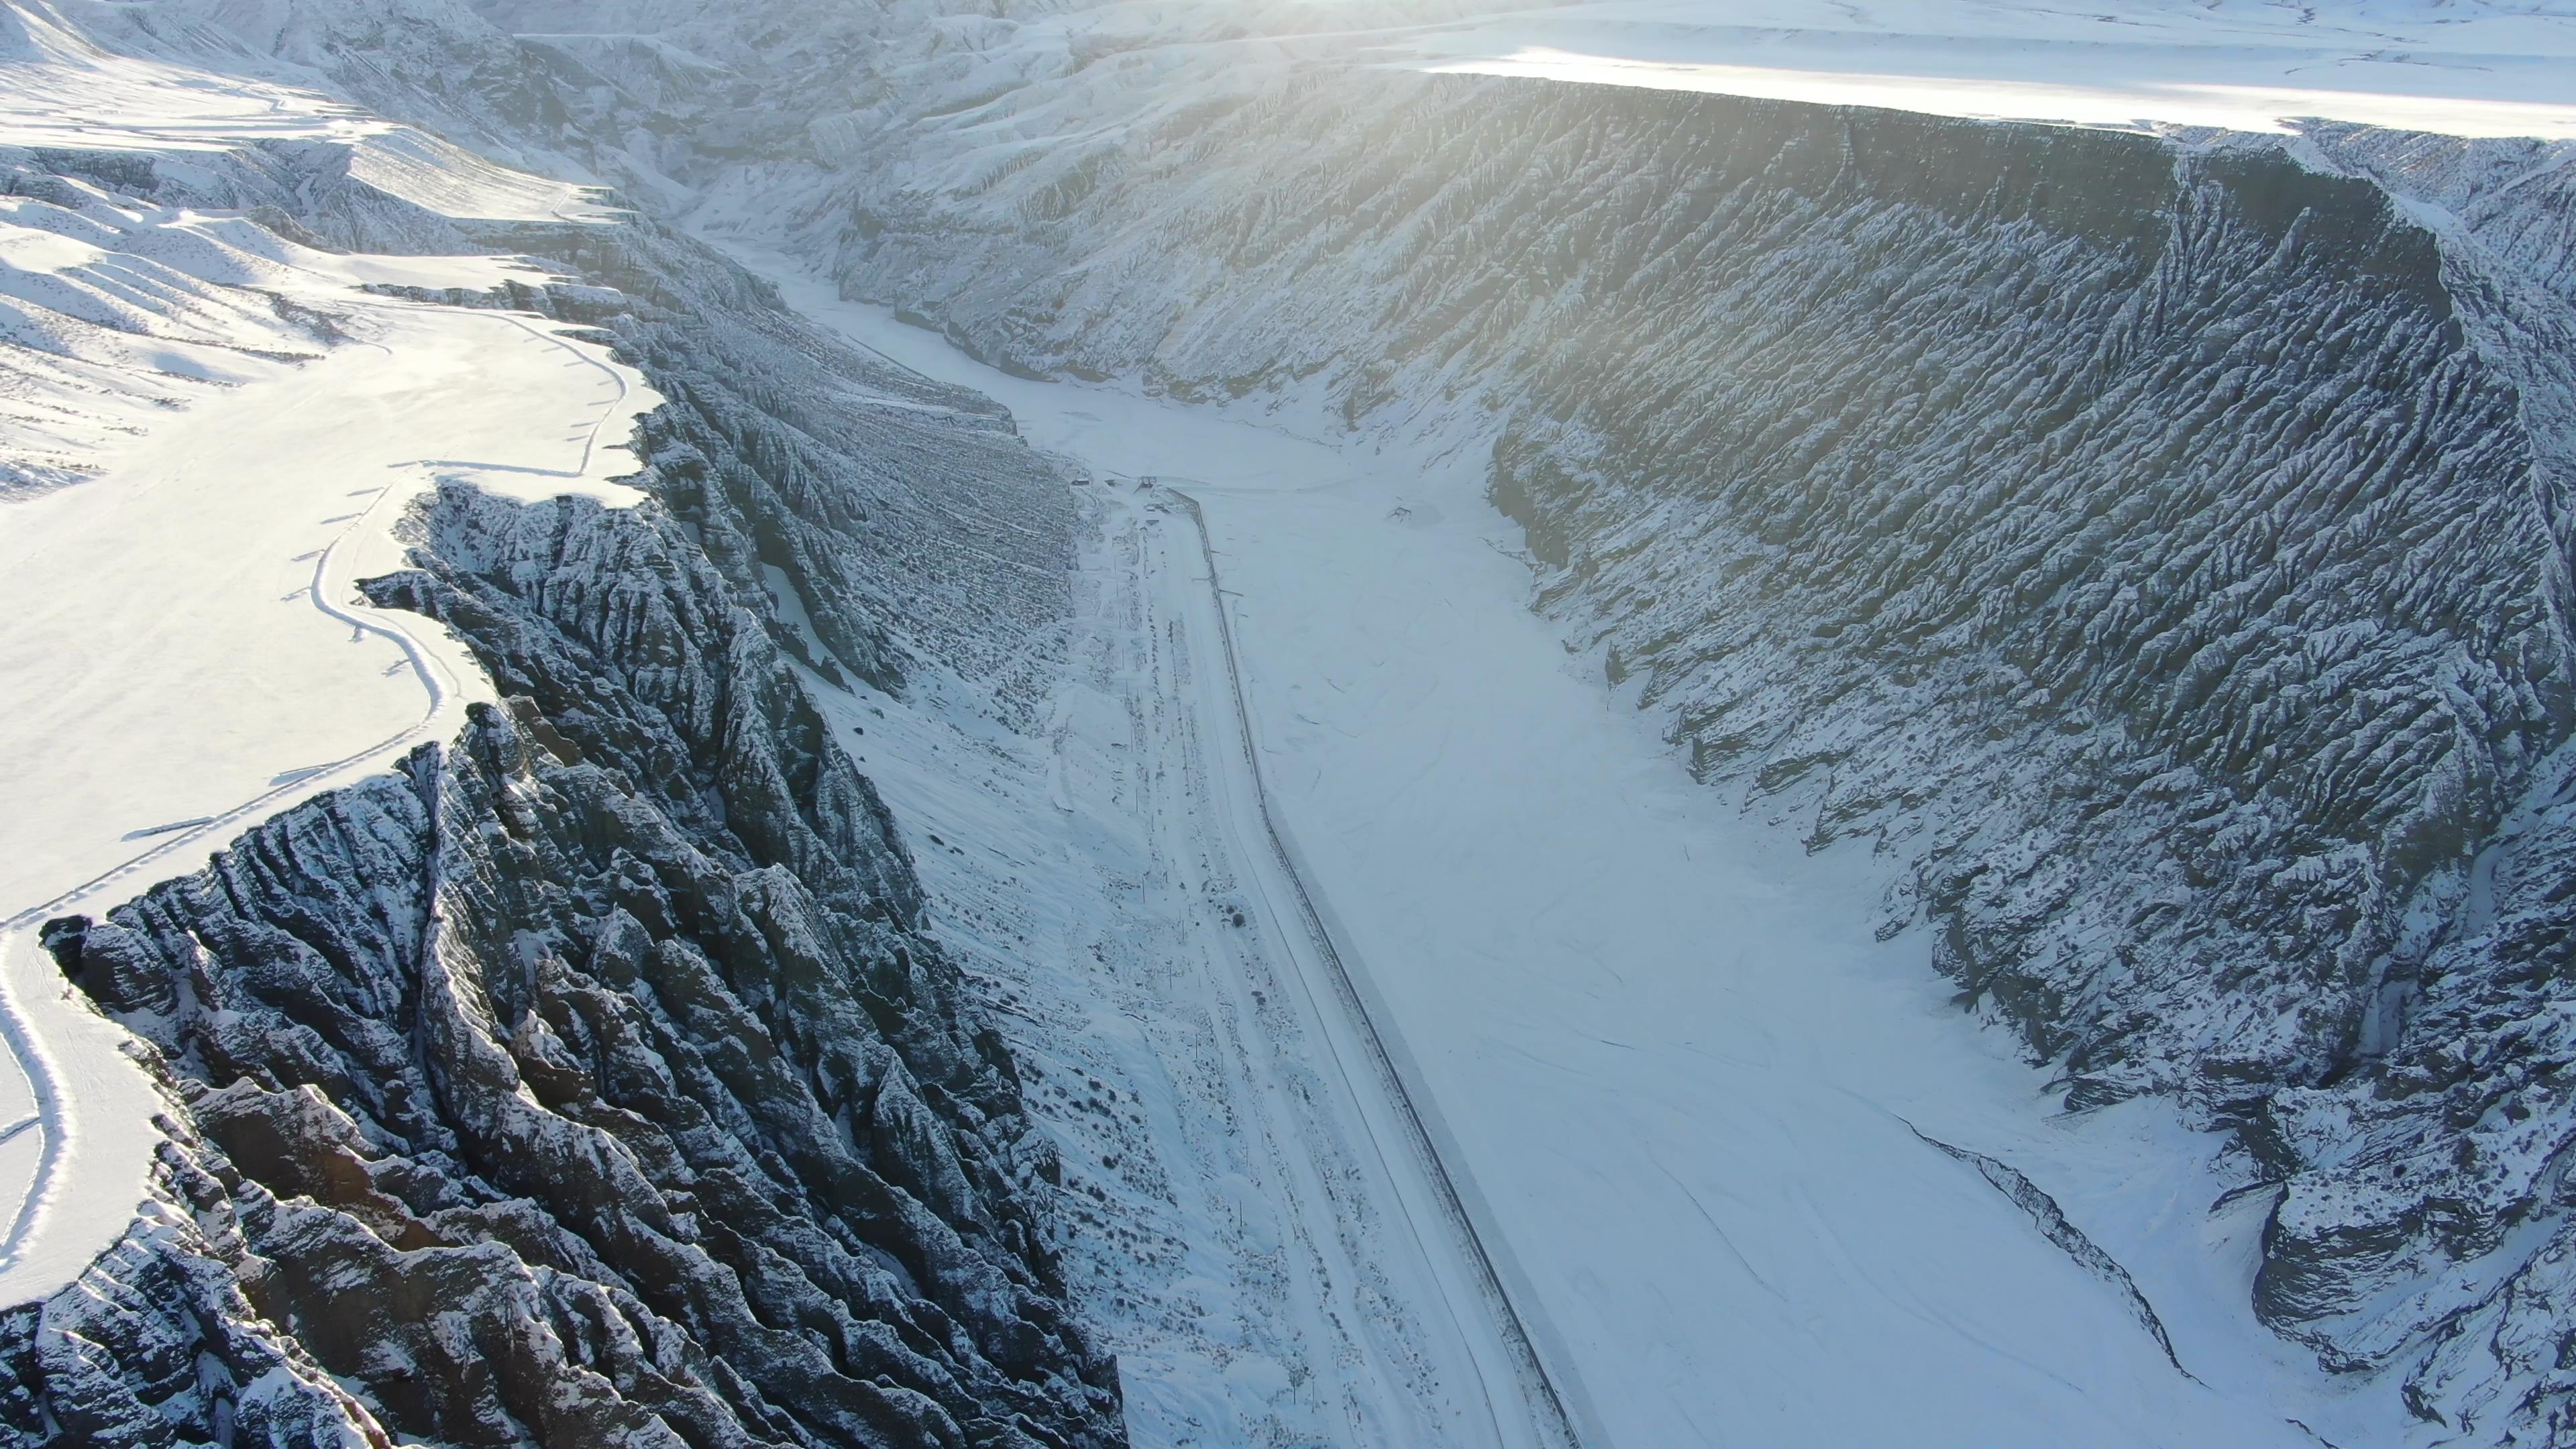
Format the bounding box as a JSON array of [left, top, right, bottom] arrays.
[[733, 239, 2431, 1448], [808, 480, 1569, 1447]]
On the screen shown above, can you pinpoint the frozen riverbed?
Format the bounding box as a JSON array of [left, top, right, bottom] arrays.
[[730, 237, 2419, 1447]]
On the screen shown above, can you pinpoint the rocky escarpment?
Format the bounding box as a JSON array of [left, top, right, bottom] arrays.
[[0, 102, 1105, 1442], [5, 482, 1120, 1448], [7, 134, 1075, 706]]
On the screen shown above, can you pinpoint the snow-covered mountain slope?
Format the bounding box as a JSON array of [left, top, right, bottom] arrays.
[[0, 0, 612, 221], [17, 481, 1116, 1446], [0, 52, 663, 1325]]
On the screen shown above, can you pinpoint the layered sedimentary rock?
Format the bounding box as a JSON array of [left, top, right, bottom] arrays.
[[375, 211, 1076, 710]]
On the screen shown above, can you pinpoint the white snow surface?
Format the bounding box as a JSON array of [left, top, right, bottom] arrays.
[[731, 239, 2421, 1447], [828, 0, 2576, 140], [0, 0, 616, 220], [798, 502, 1574, 1448], [1395, 0, 2576, 136], [0, 140, 658, 1305]]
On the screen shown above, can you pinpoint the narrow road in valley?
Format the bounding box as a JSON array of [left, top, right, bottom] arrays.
[[1146, 487, 1592, 1449], [728, 237, 1595, 1446], [722, 245, 2367, 1448]]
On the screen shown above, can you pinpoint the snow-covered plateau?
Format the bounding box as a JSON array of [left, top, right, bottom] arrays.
[[4, 1, 2576, 1446], [1403, 0, 2576, 138]]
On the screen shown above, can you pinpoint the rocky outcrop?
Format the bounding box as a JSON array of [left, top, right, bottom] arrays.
[[7, 482, 1120, 1448], [364, 211, 1074, 714], [0, 1145, 392, 1448], [0, 81, 1106, 1439]]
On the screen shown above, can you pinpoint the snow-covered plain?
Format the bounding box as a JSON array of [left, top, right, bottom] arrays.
[[0, 241, 650, 920], [1398, 0, 2576, 136], [0, 40, 659, 1302], [734, 242, 2417, 1446]]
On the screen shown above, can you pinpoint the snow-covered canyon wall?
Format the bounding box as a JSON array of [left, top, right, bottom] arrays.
[[519, 28, 2576, 1438], [0, 112, 1122, 1445], [18, 492, 1115, 1444], [824, 82, 2576, 1436]]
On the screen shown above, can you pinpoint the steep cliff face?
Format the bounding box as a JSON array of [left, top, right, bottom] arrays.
[[9, 482, 1120, 1449], [742, 66, 2576, 1440]]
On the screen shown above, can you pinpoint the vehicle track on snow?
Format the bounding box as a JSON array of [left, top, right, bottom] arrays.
[[1156, 486, 1599, 1449]]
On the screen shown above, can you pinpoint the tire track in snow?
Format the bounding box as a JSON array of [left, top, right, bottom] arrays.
[[1155, 486, 1599, 1449]]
